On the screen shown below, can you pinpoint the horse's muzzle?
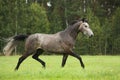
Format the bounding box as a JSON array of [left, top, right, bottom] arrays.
[[89, 34, 94, 38]]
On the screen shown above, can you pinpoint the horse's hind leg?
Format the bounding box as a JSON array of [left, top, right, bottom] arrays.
[[15, 52, 31, 71], [32, 49, 45, 68]]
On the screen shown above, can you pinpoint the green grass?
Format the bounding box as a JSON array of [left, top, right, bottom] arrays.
[[0, 55, 120, 80]]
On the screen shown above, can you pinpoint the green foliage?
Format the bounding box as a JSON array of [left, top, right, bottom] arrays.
[[111, 7, 120, 54], [49, 6, 63, 33], [26, 3, 50, 33], [0, 0, 120, 55], [87, 8, 103, 54], [112, 7, 120, 38]]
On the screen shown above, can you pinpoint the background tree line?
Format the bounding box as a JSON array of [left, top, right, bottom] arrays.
[[0, 0, 120, 55]]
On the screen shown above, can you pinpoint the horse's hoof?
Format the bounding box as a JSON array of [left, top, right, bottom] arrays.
[[42, 63, 46, 69], [81, 64, 85, 69], [14, 68, 18, 71]]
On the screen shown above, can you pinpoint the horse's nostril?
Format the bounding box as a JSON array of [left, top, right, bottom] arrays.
[[90, 35, 93, 38]]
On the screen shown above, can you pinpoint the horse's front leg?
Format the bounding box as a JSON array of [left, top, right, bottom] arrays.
[[60, 42, 84, 68], [69, 51, 85, 69], [61, 54, 68, 67]]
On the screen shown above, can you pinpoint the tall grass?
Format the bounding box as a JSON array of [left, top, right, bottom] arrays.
[[0, 55, 120, 80]]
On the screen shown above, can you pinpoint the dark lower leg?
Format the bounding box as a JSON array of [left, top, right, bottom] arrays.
[[32, 49, 45, 68], [69, 52, 85, 68], [15, 56, 27, 70], [61, 54, 68, 67]]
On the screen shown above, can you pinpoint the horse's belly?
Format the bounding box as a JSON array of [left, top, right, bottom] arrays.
[[45, 44, 65, 53], [46, 47, 65, 53]]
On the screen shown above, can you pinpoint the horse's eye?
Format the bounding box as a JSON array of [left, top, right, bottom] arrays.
[[85, 26, 87, 27]]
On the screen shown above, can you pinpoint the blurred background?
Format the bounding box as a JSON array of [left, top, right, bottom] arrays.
[[0, 0, 120, 55]]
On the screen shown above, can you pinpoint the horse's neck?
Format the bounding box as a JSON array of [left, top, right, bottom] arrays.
[[64, 23, 79, 40]]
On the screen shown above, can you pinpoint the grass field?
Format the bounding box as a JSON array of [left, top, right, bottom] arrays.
[[0, 55, 120, 80]]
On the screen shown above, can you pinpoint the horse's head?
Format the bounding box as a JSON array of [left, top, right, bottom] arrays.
[[79, 18, 94, 38]]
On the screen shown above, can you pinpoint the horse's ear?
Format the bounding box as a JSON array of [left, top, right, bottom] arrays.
[[81, 18, 88, 22]]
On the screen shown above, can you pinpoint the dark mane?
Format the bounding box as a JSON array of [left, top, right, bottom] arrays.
[[63, 19, 81, 39], [69, 20, 79, 25], [69, 18, 88, 26]]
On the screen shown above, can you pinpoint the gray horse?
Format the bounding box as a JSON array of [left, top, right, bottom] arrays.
[[3, 18, 94, 70]]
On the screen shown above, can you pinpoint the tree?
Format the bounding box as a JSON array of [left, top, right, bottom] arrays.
[[0, 0, 120, 55], [25, 3, 50, 33], [111, 7, 120, 54], [0, 1, 50, 53]]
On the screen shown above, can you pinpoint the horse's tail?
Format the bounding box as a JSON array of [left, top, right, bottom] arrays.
[[3, 34, 29, 56]]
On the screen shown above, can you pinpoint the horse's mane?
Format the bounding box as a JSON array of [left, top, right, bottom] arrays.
[[69, 18, 88, 26], [69, 20, 79, 25]]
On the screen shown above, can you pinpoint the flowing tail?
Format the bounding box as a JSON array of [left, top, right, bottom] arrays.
[[3, 34, 29, 56]]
